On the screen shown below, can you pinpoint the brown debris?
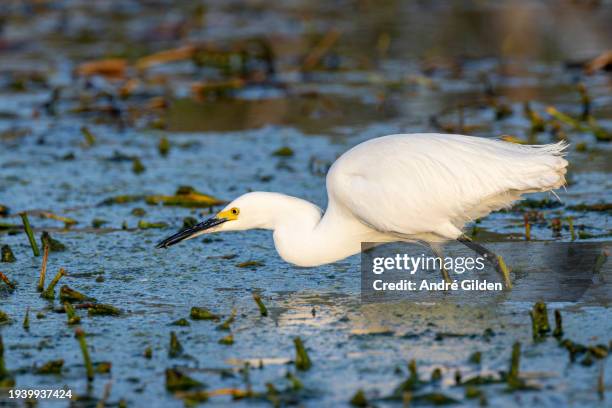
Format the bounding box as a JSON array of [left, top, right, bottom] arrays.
[[136, 45, 196, 70], [303, 29, 341, 71], [75, 58, 127, 79], [585, 50, 612, 74]]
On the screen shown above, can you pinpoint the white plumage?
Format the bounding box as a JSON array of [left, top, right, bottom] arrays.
[[157, 133, 568, 269], [328, 133, 568, 242]]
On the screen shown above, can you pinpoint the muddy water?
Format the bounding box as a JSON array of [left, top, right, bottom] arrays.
[[1, 1, 611, 407]]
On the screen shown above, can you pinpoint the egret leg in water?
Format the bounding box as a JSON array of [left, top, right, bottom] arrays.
[[420, 241, 453, 285], [157, 133, 568, 288], [458, 235, 503, 275]]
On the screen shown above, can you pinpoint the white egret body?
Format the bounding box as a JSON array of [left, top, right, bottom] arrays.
[[157, 133, 568, 268]]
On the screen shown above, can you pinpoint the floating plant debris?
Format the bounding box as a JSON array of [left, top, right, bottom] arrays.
[[546, 106, 610, 141], [176, 390, 209, 404], [80, 126, 97, 146], [144, 346, 152, 359], [585, 50, 612, 74], [505, 342, 538, 391], [236, 260, 264, 268], [0, 334, 15, 387], [1, 245, 16, 262], [171, 318, 190, 326], [561, 339, 588, 363], [22, 308, 29, 330], [95, 361, 112, 374], [20, 212, 40, 256], [35, 359, 64, 375], [349, 389, 368, 407], [87, 304, 121, 316], [252, 293, 268, 316], [138, 220, 168, 229], [60, 285, 95, 303], [131, 207, 146, 217], [272, 146, 294, 157], [41, 231, 66, 252], [64, 302, 80, 325], [135, 44, 196, 70], [132, 157, 146, 174], [76, 59, 127, 78], [145, 186, 225, 208], [393, 360, 421, 394], [468, 351, 481, 365], [169, 331, 183, 357], [218, 334, 234, 345], [159, 136, 170, 156], [588, 345, 608, 359], [99, 195, 144, 206], [216, 309, 236, 331], [530, 302, 550, 341], [0, 311, 10, 325], [190, 307, 219, 320], [523, 102, 545, 133], [294, 337, 312, 371], [37, 212, 77, 227], [91, 218, 109, 228], [464, 386, 482, 399], [165, 368, 203, 392]]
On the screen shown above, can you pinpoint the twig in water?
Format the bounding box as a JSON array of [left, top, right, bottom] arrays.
[[507, 342, 522, 389], [20, 212, 40, 256], [169, 331, 183, 357], [64, 302, 81, 325], [553, 310, 563, 339], [75, 328, 94, 382], [253, 293, 268, 316], [38, 244, 49, 292], [294, 337, 312, 371], [0, 272, 15, 290], [497, 256, 512, 289], [567, 217, 576, 241], [22, 307, 29, 330], [41, 268, 66, 300], [529, 302, 550, 341]]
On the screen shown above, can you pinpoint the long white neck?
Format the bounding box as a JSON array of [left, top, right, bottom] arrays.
[[262, 194, 383, 267]]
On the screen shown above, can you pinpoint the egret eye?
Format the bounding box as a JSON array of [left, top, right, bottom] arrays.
[[231, 207, 239, 216]]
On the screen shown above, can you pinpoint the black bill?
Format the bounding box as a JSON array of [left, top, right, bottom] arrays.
[[156, 217, 227, 248]]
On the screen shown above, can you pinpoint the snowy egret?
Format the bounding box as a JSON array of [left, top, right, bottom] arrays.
[[157, 133, 568, 283]]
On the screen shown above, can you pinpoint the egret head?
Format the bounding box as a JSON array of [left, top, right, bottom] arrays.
[[155, 192, 281, 248]]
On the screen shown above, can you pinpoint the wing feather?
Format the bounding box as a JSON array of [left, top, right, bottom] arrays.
[[326, 133, 567, 240]]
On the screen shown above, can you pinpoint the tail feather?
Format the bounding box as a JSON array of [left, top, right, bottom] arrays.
[[455, 140, 569, 224], [511, 140, 569, 192]]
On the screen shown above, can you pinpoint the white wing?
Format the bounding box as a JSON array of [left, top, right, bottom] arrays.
[[326, 133, 567, 240]]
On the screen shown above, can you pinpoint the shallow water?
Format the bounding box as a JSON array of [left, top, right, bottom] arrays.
[[1, 1, 612, 407]]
